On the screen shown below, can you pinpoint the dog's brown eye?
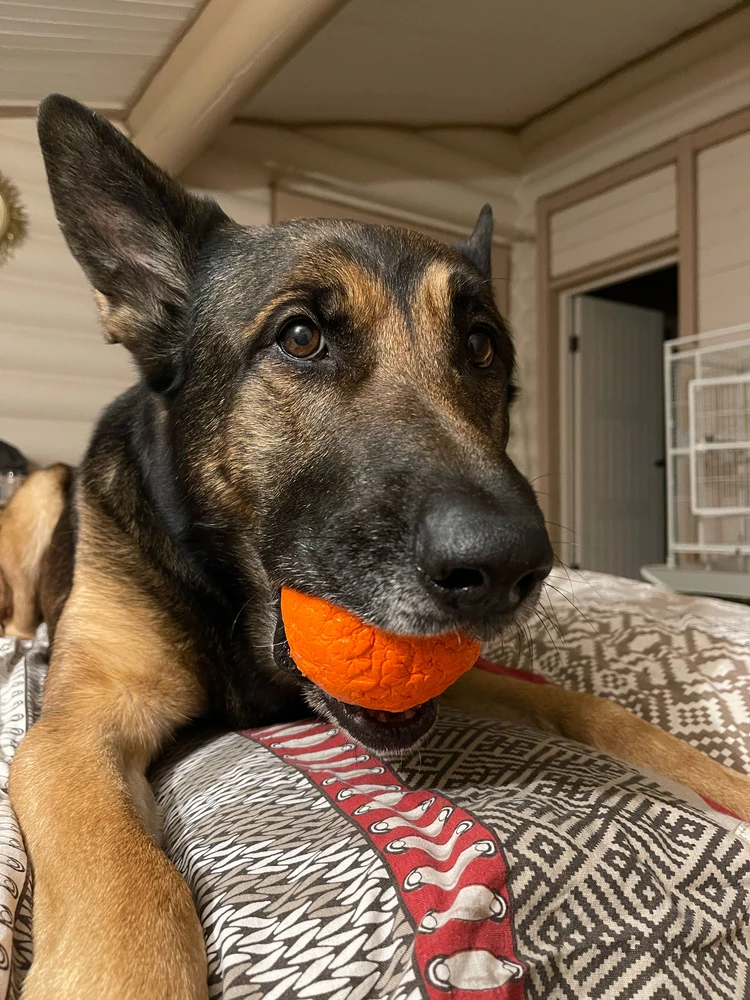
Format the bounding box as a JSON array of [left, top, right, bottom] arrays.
[[466, 325, 495, 368], [278, 319, 325, 360]]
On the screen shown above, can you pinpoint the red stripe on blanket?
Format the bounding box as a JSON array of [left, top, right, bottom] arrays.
[[475, 657, 549, 684], [700, 795, 741, 819], [244, 721, 527, 999]]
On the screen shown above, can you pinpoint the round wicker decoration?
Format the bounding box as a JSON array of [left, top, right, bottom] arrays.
[[0, 170, 27, 266]]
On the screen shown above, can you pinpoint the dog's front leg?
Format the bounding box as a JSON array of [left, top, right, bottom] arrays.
[[9, 575, 208, 1000], [442, 669, 750, 821]]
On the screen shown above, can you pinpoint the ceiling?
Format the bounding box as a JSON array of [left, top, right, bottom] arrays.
[[0, 0, 204, 109], [240, 0, 739, 127]]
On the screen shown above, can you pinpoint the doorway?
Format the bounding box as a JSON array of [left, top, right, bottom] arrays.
[[562, 263, 678, 579]]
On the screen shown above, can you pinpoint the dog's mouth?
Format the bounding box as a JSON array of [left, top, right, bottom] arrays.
[[272, 613, 437, 757]]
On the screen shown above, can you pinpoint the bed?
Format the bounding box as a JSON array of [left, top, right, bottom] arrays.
[[1, 570, 749, 999]]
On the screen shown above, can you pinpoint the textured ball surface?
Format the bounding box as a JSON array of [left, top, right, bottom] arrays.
[[281, 588, 481, 711]]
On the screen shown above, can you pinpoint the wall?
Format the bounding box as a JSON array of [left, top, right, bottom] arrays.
[[6, 48, 750, 480], [509, 55, 750, 490], [181, 148, 271, 228], [548, 166, 677, 279], [697, 131, 750, 332], [0, 123, 271, 468], [0, 118, 133, 467], [507, 205, 538, 484]]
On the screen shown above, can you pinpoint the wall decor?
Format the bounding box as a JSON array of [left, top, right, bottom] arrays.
[[0, 170, 27, 266]]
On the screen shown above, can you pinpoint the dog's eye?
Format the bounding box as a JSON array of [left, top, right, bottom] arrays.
[[465, 325, 495, 368], [277, 318, 326, 360]]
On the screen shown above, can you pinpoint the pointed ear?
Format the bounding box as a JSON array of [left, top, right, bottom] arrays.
[[455, 204, 493, 279], [37, 94, 228, 393]]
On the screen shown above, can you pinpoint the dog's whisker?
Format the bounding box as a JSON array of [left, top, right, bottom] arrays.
[[540, 591, 568, 651], [517, 622, 531, 671], [545, 520, 576, 536], [535, 601, 565, 645], [552, 556, 603, 598], [527, 473, 559, 486], [532, 606, 566, 675], [557, 561, 607, 603], [229, 598, 254, 644], [524, 621, 536, 672], [544, 582, 600, 639]]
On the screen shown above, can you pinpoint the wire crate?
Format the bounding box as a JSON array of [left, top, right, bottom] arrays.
[[662, 324, 750, 591]]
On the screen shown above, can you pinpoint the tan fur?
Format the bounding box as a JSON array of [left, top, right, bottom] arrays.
[[241, 253, 390, 347], [0, 466, 70, 638], [414, 260, 454, 332], [212, 258, 402, 517], [441, 670, 750, 821], [93, 290, 140, 346], [9, 499, 207, 1000]]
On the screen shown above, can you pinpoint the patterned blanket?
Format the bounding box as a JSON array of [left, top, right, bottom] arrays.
[[1, 571, 749, 999]]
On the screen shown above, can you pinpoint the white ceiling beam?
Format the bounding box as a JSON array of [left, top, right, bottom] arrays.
[[422, 128, 524, 175], [299, 126, 518, 197], [181, 148, 269, 195], [127, 0, 350, 175], [217, 123, 530, 239]]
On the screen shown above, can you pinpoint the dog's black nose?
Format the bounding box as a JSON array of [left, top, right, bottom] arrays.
[[415, 491, 553, 619]]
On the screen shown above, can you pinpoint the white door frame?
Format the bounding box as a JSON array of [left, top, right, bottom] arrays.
[[558, 254, 678, 567]]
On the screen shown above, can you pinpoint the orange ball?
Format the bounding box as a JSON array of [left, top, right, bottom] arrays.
[[281, 588, 481, 712]]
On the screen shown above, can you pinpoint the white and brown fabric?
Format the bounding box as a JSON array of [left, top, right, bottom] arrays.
[[0, 571, 748, 999], [484, 570, 750, 774]]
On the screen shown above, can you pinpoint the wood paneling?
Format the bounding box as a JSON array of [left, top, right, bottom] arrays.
[[239, 0, 737, 127], [697, 130, 750, 331], [0, 122, 272, 468], [0, 118, 133, 466], [549, 165, 677, 277], [128, 0, 349, 173], [535, 101, 750, 535], [0, 0, 203, 109]]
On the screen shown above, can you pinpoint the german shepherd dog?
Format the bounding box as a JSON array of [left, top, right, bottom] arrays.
[[6, 96, 750, 1000]]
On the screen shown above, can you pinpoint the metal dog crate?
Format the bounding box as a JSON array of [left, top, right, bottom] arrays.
[[642, 323, 750, 600]]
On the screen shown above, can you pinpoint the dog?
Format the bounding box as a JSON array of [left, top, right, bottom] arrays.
[[6, 95, 750, 1000], [0, 463, 73, 639]]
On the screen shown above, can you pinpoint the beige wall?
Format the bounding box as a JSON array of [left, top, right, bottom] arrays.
[[0, 124, 272, 468], [182, 149, 271, 228], [0, 118, 133, 467], [549, 166, 677, 278], [697, 131, 750, 332], [5, 81, 750, 481]]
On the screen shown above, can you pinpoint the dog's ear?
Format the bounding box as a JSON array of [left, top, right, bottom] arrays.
[[37, 94, 228, 393], [455, 204, 493, 279]]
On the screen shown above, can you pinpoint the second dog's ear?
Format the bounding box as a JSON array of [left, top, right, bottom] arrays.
[[455, 204, 493, 280], [37, 94, 228, 393]]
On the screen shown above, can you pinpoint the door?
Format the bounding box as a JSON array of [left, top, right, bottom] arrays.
[[572, 295, 666, 578]]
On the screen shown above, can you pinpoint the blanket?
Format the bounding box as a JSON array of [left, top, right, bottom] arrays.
[[1, 570, 749, 999]]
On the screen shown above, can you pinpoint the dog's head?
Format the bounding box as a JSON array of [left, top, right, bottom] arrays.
[[39, 95, 552, 754]]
